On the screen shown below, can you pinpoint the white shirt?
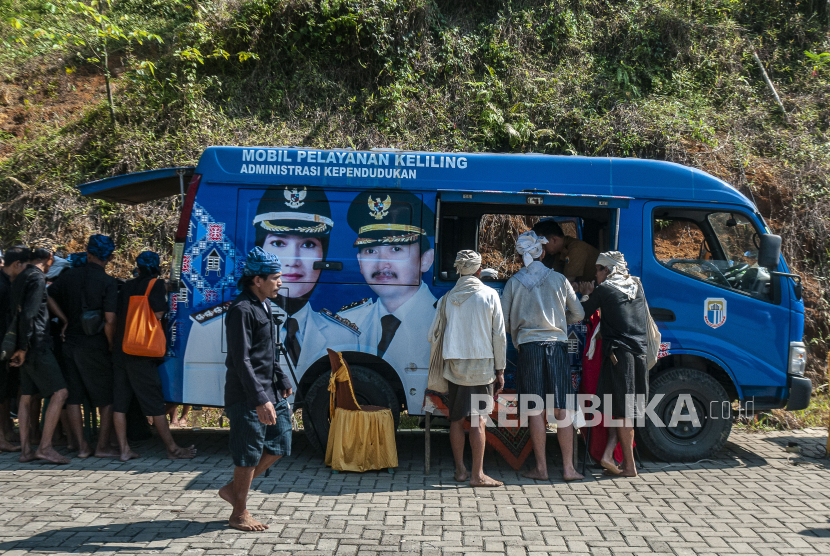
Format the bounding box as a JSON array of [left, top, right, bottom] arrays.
[[501, 261, 585, 348], [441, 278, 506, 365]]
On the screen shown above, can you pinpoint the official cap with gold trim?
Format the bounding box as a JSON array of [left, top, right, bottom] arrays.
[[346, 188, 434, 249], [253, 185, 333, 241]]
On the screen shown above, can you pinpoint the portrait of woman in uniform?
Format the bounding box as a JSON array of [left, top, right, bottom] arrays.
[[182, 186, 359, 406]]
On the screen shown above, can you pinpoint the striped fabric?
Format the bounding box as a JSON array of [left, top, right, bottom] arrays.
[[517, 341, 573, 411]]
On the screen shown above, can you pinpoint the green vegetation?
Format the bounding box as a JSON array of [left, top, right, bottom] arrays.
[[0, 1, 829, 397]]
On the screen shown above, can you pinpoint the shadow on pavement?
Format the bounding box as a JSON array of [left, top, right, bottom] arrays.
[[0, 520, 227, 553], [758, 433, 830, 462]]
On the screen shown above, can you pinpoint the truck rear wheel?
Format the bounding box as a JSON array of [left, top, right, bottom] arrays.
[[638, 367, 732, 462], [303, 365, 400, 454]]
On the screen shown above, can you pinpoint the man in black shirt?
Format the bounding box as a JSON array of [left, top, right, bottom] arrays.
[[10, 245, 71, 464], [112, 251, 196, 462], [219, 247, 292, 532], [49, 234, 119, 458], [0, 246, 29, 452]]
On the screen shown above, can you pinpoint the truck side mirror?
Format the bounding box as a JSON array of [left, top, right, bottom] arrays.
[[758, 234, 781, 270]]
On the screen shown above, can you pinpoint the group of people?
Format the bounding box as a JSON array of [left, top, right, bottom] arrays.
[[0, 219, 650, 531], [430, 218, 651, 486], [0, 236, 196, 464]]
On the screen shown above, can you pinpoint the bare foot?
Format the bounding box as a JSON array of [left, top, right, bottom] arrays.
[[19, 450, 36, 463], [522, 468, 549, 481], [35, 447, 71, 465], [177, 418, 189, 428], [229, 511, 268, 531], [562, 469, 584, 481], [600, 458, 622, 475], [167, 445, 197, 460], [470, 474, 503, 487], [454, 469, 469, 482], [0, 439, 21, 452], [94, 447, 120, 458], [77, 442, 93, 459], [218, 483, 234, 505], [119, 448, 140, 462], [604, 467, 637, 478]]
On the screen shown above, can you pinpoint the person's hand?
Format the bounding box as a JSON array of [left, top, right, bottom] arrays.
[[9, 350, 26, 368], [256, 401, 277, 425], [578, 281, 595, 295], [60, 320, 68, 342], [280, 388, 294, 399], [494, 370, 505, 396]]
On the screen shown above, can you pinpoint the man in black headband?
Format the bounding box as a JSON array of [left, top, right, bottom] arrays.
[[10, 243, 71, 464]]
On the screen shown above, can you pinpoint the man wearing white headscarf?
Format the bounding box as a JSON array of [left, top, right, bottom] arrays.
[[501, 231, 585, 481], [428, 250, 506, 487], [579, 251, 648, 478]]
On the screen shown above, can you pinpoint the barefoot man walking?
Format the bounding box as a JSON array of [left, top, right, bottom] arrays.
[[220, 247, 293, 531]]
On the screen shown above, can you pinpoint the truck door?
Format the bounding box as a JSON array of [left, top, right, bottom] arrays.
[[642, 201, 790, 403], [435, 190, 630, 379]]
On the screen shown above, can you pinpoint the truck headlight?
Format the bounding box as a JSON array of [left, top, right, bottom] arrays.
[[788, 342, 807, 376]]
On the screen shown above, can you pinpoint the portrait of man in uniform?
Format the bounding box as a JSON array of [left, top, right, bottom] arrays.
[[338, 189, 436, 379]]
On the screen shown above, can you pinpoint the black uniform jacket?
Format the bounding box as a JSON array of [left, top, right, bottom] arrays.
[[224, 288, 292, 409], [0, 270, 11, 337], [12, 265, 50, 351]]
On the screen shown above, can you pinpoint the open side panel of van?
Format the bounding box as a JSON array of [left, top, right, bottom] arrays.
[[77, 167, 196, 204], [434, 190, 630, 286]]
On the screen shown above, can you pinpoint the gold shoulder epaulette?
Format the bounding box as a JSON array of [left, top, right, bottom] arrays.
[[338, 298, 371, 312], [320, 309, 361, 336], [190, 301, 232, 325]]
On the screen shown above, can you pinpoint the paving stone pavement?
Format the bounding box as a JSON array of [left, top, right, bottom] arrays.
[[0, 425, 829, 555]]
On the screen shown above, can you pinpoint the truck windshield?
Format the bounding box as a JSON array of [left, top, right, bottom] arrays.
[[653, 209, 772, 301]]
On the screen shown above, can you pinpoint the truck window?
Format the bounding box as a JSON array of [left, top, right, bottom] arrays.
[[436, 201, 608, 282], [478, 215, 577, 280], [653, 209, 772, 301]]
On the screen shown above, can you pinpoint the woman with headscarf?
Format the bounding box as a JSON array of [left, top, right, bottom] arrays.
[[501, 231, 585, 481], [428, 250, 506, 487], [112, 251, 196, 462], [579, 251, 649, 478]]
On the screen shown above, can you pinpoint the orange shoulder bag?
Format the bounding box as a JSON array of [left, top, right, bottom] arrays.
[[122, 278, 166, 357]]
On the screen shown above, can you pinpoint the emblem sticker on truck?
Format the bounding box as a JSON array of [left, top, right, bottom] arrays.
[[704, 298, 727, 329]]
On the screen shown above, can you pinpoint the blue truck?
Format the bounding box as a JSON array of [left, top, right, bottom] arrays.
[[78, 147, 811, 461]]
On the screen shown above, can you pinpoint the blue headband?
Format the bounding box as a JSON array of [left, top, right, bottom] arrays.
[[68, 252, 87, 267], [136, 251, 160, 274], [243, 246, 281, 276], [87, 234, 115, 259]]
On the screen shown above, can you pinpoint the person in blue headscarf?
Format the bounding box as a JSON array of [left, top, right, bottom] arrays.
[[111, 250, 197, 462], [49, 234, 119, 458], [219, 247, 293, 532]]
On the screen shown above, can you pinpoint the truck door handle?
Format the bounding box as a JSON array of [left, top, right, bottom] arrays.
[[650, 307, 676, 322], [313, 261, 342, 271]]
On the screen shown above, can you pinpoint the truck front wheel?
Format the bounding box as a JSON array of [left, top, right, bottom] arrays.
[[637, 367, 732, 462], [303, 365, 400, 454]]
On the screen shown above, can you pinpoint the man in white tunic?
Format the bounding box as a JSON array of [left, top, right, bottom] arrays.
[[428, 250, 506, 487], [501, 231, 585, 481]]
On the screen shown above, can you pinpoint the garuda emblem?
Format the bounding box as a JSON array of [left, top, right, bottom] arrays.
[[285, 187, 307, 209], [368, 195, 392, 220]]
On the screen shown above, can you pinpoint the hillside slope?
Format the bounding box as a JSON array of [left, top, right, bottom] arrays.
[[1, 0, 828, 383]]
